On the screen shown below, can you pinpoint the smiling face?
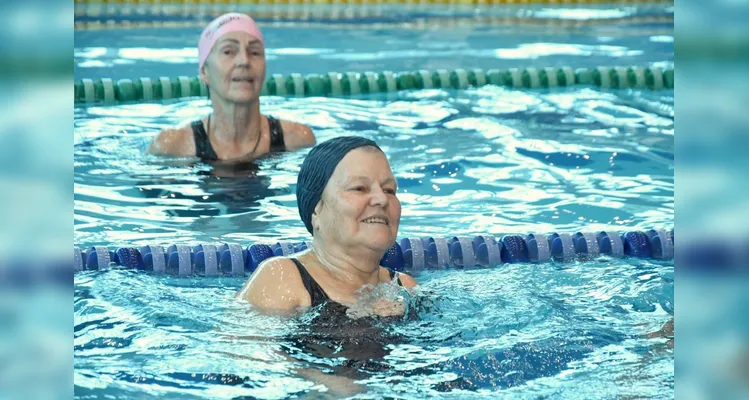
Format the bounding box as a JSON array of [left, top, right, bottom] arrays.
[[312, 147, 401, 254], [200, 31, 266, 104]]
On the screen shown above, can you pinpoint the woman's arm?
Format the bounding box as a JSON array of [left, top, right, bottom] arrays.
[[236, 257, 307, 313], [397, 272, 418, 289], [280, 121, 316, 151], [232, 265, 365, 396], [147, 126, 195, 156], [215, 342, 365, 398]]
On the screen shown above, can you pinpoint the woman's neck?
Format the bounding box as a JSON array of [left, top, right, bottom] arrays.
[[310, 240, 384, 289], [208, 99, 262, 155]]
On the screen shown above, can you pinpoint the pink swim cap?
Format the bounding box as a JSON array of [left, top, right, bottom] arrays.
[[198, 13, 264, 72]]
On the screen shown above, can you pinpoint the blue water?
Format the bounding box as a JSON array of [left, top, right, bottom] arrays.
[[74, 5, 673, 399], [75, 88, 673, 246], [74, 4, 673, 80], [75, 260, 673, 399]]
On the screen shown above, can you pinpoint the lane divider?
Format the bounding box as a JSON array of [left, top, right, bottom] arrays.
[[74, 65, 674, 105], [74, 0, 673, 6], [74, 228, 675, 276], [74, 14, 674, 31]]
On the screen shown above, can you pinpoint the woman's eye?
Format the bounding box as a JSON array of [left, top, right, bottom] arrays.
[[352, 186, 366, 192], [384, 189, 396, 194]]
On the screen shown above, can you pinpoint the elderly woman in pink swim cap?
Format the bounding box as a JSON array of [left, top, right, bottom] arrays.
[[149, 13, 315, 162]]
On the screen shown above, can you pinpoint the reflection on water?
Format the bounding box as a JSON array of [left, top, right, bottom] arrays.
[[74, 258, 673, 398], [73, 8, 674, 398], [75, 87, 673, 247]]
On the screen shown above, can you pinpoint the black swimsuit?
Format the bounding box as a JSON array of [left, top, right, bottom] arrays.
[[286, 258, 406, 378], [289, 258, 402, 308], [190, 116, 286, 162]]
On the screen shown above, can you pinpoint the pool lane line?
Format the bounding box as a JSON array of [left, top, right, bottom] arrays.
[[75, 65, 674, 105], [73, 14, 673, 30], [75, 0, 673, 6]]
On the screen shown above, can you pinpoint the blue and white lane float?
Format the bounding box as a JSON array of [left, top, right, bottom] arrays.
[[74, 229, 674, 276]]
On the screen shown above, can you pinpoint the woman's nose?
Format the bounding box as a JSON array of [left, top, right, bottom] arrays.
[[369, 186, 389, 207], [235, 50, 250, 66]]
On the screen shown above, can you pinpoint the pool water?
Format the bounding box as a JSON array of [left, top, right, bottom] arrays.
[[74, 5, 674, 80], [75, 87, 673, 246], [74, 4, 673, 399], [74, 259, 673, 398]]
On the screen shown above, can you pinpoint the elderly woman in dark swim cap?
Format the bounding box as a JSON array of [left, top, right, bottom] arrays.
[[237, 136, 417, 315], [148, 13, 315, 162]]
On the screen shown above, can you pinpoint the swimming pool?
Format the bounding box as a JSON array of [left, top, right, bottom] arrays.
[[74, 2, 674, 398]]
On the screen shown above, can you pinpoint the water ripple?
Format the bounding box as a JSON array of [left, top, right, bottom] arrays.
[[75, 86, 672, 245], [74, 258, 673, 398]]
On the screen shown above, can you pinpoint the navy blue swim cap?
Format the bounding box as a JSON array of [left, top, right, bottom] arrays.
[[296, 136, 382, 235]]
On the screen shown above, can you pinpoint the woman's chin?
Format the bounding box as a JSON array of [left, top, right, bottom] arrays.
[[362, 234, 397, 253], [227, 91, 259, 103]]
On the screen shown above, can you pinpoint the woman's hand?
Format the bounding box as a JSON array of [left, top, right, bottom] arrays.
[[346, 288, 408, 319], [370, 298, 406, 317]]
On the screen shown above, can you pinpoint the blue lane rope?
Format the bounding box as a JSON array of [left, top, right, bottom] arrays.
[[74, 228, 674, 276]]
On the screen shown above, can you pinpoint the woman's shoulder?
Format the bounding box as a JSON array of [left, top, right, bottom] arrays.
[[147, 123, 197, 156], [243, 256, 303, 288], [381, 267, 418, 289], [236, 256, 310, 311], [256, 256, 303, 275], [273, 117, 316, 150], [397, 272, 418, 288]]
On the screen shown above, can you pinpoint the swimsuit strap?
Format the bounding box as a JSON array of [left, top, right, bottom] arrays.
[[290, 258, 330, 307], [191, 119, 219, 161], [385, 267, 403, 286], [194, 115, 284, 160], [267, 116, 286, 152]]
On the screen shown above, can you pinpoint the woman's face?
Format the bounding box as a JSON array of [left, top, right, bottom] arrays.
[[313, 147, 401, 254], [201, 31, 266, 104]]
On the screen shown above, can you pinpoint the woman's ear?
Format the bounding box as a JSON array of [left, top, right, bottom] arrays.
[[199, 63, 209, 84], [311, 214, 318, 232], [311, 200, 323, 231]]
